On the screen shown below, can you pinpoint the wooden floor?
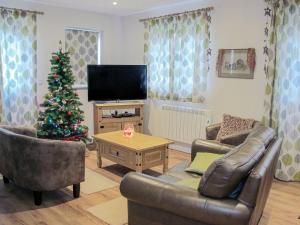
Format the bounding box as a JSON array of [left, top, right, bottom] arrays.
[[0, 150, 299, 225]]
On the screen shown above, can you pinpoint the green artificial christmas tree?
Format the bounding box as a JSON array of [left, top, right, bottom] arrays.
[[37, 43, 88, 142]]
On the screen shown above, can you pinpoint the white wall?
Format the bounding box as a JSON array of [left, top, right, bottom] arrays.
[[1, 0, 266, 135], [0, 0, 123, 133], [121, 0, 266, 123]]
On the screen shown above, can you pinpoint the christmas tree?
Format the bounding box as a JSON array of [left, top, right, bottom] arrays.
[[37, 44, 88, 142]]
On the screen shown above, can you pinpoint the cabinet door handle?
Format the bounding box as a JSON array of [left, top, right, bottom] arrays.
[[100, 126, 104, 128], [138, 123, 142, 126]]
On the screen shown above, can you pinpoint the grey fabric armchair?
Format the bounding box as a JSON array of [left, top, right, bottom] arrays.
[[0, 125, 85, 205]]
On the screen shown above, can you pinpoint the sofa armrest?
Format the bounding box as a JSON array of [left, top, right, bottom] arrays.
[[191, 139, 232, 160], [0, 125, 37, 137], [120, 172, 251, 225], [219, 129, 252, 146], [206, 123, 221, 140], [11, 135, 85, 191]]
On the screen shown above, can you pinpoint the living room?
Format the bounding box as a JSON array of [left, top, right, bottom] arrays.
[[0, 0, 299, 225]]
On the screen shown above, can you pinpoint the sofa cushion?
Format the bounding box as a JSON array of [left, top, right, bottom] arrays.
[[159, 161, 200, 183], [185, 152, 223, 175], [176, 177, 202, 189], [198, 138, 265, 198], [216, 114, 255, 141]]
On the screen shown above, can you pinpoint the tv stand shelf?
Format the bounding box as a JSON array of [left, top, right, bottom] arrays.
[[93, 102, 144, 134]]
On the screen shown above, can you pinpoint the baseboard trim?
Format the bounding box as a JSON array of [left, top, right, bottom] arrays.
[[169, 143, 191, 153]]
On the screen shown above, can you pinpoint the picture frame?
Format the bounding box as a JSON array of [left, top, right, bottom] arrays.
[[217, 48, 256, 79]]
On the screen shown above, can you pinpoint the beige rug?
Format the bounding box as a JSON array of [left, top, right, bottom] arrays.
[[87, 197, 128, 225], [68, 168, 118, 194]]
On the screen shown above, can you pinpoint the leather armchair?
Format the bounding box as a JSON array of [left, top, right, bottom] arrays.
[[191, 139, 232, 160], [205, 121, 259, 146], [206, 123, 222, 140], [190, 121, 261, 161]]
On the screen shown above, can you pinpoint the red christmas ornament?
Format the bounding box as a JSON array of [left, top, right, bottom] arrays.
[[75, 92, 79, 96], [53, 73, 59, 78], [55, 56, 60, 61], [67, 111, 72, 116], [63, 135, 81, 141]]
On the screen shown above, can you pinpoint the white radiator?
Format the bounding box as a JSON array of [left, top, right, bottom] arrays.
[[148, 104, 212, 145]]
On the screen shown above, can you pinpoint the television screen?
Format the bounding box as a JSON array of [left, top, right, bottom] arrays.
[[87, 65, 147, 101]]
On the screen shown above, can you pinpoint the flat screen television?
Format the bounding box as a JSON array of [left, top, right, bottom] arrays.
[[87, 65, 147, 101]]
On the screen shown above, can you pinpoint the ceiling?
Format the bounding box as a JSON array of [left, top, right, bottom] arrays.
[[23, 0, 197, 16]]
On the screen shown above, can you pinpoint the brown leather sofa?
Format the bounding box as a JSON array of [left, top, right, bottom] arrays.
[[120, 124, 282, 225], [0, 126, 85, 205]]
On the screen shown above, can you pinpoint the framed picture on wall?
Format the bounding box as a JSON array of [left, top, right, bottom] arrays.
[[217, 48, 256, 79]]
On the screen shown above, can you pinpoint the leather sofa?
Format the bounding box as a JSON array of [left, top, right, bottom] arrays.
[[120, 124, 282, 225], [0, 125, 85, 205]]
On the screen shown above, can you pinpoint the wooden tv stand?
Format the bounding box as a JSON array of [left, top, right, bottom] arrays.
[[93, 102, 144, 134]]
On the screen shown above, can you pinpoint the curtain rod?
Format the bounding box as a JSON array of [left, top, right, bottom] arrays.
[[139, 6, 213, 22], [0, 6, 44, 15]]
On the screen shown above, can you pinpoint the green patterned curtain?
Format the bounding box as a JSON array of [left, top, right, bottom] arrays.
[[0, 9, 38, 126], [263, 0, 300, 181], [144, 9, 212, 103], [65, 28, 99, 87], [0, 53, 3, 123]]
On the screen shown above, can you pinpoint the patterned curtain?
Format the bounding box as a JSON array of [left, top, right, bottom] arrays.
[[263, 0, 300, 181], [144, 10, 212, 103], [0, 9, 38, 126], [0, 63, 3, 123], [65, 29, 99, 87]]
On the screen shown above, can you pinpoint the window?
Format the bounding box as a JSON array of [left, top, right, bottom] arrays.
[[0, 9, 38, 125], [65, 28, 101, 88], [144, 9, 212, 103], [263, 0, 300, 181]]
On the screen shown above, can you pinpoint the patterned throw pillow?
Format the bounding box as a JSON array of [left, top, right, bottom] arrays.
[[216, 114, 255, 141]]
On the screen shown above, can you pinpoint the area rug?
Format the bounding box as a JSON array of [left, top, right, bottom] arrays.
[[67, 168, 118, 194], [87, 197, 128, 225]]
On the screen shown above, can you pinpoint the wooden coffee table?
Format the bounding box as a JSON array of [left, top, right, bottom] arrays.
[[93, 131, 174, 173]]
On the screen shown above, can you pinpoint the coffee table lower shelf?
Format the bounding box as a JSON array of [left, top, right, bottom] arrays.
[[96, 141, 169, 173]]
